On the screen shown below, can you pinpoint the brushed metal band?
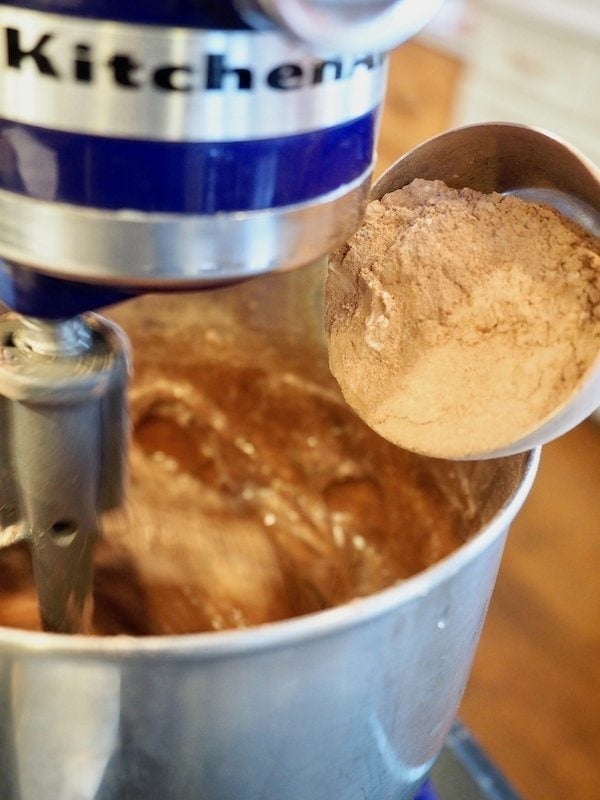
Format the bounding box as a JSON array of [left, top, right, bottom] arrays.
[[0, 6, 386, 141], [0, 172, 371, 286]]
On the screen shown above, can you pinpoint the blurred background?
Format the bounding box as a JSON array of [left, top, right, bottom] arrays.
[[375, 2, 600, 798]]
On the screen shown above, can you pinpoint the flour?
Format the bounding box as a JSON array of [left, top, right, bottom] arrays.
[[326, 179, 600, 458]]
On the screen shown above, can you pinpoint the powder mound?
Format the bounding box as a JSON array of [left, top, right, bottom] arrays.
[[325, 178, 600, 458]]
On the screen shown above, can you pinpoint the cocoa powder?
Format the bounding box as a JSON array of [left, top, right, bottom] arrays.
[[326, 179, 600, 458]]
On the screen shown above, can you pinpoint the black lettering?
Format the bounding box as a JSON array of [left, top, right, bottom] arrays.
[[3, 31, 380, 95], [107, 54, 141, 87], [206, 54, 252, 90], [153, 65, 193, 92], [312, 58, 343, 84], [267, 63, 303, 90], [6, 28, 58, 76], [74, 43, 92, 83]]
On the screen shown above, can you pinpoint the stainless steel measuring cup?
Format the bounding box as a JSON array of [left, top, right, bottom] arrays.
[[372, 122, 600, 458]]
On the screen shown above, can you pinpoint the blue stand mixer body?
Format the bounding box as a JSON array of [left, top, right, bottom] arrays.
[[0, 0, 396, 316]]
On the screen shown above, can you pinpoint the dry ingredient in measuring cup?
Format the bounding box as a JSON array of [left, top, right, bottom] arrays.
[[326, 179, 600, 458]]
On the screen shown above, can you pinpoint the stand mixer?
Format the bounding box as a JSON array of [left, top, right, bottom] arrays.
[[0, 0, 444, 633], [0, 4, 542, 800]]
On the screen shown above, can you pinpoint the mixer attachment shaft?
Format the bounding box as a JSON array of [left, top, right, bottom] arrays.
[[0, 314, 129, 634]]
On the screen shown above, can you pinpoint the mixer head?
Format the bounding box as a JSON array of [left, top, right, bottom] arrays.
[[0, 0, 444, 316]]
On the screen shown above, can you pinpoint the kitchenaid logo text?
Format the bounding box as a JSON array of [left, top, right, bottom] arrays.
[[0, 8, 386, 141], [3, 26, 384, 93]]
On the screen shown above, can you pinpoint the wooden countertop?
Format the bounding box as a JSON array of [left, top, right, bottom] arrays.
[[377, 42, 600, 800]]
